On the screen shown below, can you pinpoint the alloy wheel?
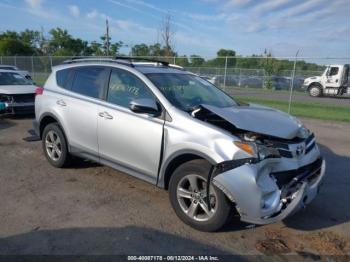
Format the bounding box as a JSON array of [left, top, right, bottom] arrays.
[[45, 130, 62, 161], [176, 174, 217, 222]]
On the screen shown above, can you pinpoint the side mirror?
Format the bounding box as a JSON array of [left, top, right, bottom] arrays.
[[129, 98, 160, 115]]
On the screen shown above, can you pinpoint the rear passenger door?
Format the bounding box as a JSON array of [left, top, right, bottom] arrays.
[[57, 66, 109, 157], [97, 68, 164, 183]]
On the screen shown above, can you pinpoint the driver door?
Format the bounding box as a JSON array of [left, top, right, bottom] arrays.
[[326, 66, 341, 88], [97, 68, 164, 184]]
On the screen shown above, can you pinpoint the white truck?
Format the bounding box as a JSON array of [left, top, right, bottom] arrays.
[[302, 64, 350, 97]]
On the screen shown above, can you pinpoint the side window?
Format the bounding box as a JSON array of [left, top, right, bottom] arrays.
[[329, 67, 339, 76], [71, 67, 108, 99], [107, 69, 155, 108], [56, 68, 73, 89]]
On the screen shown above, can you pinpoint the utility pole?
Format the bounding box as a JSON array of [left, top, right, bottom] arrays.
[[105, 19, 110, 56], [288, 50, 300, 114]]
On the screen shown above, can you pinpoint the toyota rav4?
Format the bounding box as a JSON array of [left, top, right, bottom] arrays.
[[33, 57, 325, 231]]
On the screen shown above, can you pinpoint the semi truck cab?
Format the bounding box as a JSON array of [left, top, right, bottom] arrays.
[[303, 64, 349, 97]]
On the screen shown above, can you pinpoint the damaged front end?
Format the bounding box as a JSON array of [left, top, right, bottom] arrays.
[[192, 104, 326, 224], [212, 156, 325, 224]]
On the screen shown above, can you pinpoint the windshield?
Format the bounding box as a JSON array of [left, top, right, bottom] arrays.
[[147, 73, 236, 111], [0, 72, 32, 85]]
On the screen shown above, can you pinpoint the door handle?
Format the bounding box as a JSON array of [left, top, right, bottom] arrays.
[[56, 99, 66, 106], [98, 111, 113, 120]]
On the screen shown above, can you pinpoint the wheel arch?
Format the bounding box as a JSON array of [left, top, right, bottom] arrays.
[[307, 82, 323, 90], [159, 150, 217, 190], [39, 113, 68, 145]]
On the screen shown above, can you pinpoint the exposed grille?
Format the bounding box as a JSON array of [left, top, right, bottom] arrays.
[[12, 93, 35, 103], [271, 133, 316, 158], [272, 157, 323, 188], [278, 149, 293, 158]]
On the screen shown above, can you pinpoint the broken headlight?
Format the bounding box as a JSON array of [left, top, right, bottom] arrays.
[[256, 144, 280, 160], [234, 141, 280, 160]]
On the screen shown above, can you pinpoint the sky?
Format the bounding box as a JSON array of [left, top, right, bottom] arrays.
[[0, 0, 350, 59]]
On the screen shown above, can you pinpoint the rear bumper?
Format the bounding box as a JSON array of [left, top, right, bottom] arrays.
[[3, 101, 34, 114], [213, 155, 325, 225]]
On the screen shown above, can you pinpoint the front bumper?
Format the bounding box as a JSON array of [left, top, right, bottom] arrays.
[[213, 155, 326, 225]]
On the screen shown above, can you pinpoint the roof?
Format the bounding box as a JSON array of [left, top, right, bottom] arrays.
[[54, 58, 189, 75], [0, 69, 22, 73], [0, 65, 18, 69]]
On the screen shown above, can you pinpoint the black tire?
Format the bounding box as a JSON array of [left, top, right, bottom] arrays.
[[42, 123, 71, 168], [169, 159, 233, 232], [308, 85, 322, 97]]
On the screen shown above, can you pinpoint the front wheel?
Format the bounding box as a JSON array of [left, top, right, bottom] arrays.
[[169, 160, 233, 232], [308, 85, 322, 97]]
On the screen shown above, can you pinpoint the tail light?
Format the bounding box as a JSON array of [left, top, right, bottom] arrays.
[[35, 87, 44, 96]]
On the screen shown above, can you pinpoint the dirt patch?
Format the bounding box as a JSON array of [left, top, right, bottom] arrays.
[[256, 238, 291, 255], [301, 231, 350, 256], [0, 141, 18, 146]]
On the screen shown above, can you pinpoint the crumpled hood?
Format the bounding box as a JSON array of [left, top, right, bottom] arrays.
[[201, 103, 302, 139], [0, 85, 36, 95]]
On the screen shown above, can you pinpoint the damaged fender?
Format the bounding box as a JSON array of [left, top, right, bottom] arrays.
[[211, 157, 326, 224]]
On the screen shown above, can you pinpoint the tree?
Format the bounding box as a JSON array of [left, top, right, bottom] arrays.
[[89, 41, 103, 56], [149, 43, 162, 56], [204, 49, 236, 67], [131, 44, 150, 57], [49, 28, 71, 50], [190, 55, 205, 66], [160, 15, 175, 57], [217, 49, 236, 67], [110, 41, 124, 56], [0, 39, 34, 55], [0, 30, 38, 55], [176, 56, 189, 66], [19, 29, 41, 48], [262, 49, 278, 89]]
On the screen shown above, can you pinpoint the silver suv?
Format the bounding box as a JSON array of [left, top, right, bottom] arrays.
[[34, 57, 325, 231]]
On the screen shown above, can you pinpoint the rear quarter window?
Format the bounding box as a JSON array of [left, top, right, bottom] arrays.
[[56, 68, 73, 89]]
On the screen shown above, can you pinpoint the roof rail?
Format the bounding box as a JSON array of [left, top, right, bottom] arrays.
[[61, 56, 184, 70], [62, 57, 130, 65], [115, 56, 170, 66]]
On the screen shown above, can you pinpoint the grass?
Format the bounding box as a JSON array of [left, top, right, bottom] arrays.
[[235, 96, 350, 123], [32, 75, 49, 86]]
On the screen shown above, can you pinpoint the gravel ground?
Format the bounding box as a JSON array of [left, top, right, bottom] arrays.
[[0, 116, 349, 257], [226, 87, 350, 106]]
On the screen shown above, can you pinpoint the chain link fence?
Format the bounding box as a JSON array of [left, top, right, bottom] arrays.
[[0, 55, 328, 90], [1, 55, 349, 118]]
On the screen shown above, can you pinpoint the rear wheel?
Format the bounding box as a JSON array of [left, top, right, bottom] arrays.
[[308, 85, 322, 97], [169, 160, 233, 232], [42, 123, 71, 168]]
